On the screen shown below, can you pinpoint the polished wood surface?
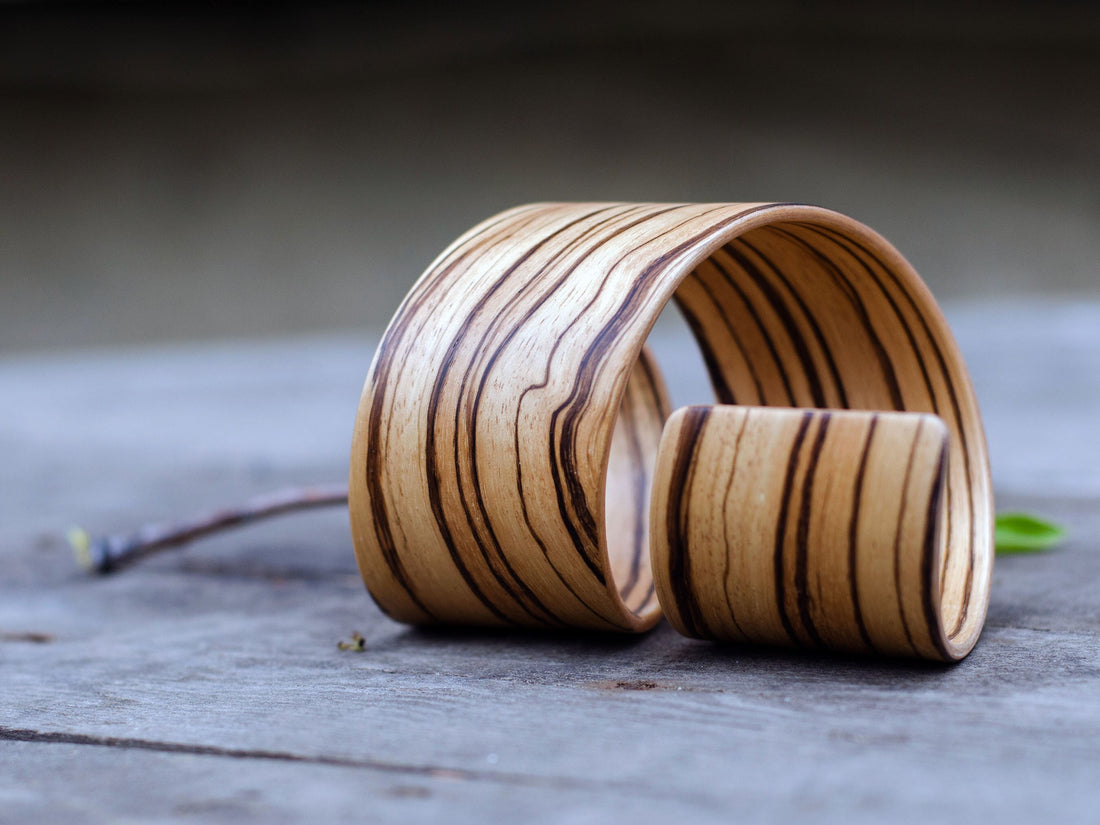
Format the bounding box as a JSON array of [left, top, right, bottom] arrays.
[[349, 202, 992, 655], [652, 406, 964, 660]]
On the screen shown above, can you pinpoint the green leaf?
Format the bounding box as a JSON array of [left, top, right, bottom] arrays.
[[995, 513, 1065, 554]]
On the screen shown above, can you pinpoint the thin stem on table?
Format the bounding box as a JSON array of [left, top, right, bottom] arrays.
[[68, 484, 349, 574]]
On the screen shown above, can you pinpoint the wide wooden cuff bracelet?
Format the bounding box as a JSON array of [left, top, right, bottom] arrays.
[[349, 202, 993, 659]]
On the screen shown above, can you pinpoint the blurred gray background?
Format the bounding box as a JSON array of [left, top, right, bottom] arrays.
[[2, 1, 1098, 354]]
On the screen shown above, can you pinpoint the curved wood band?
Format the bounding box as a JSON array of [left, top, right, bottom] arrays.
[[349, 202, 992, 654], [652, 406, 965, 660]]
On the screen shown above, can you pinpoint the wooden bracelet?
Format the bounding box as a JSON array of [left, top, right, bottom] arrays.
[[349, 202, 992, 656]]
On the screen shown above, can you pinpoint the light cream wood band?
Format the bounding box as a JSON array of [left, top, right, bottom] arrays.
[[349, 203, 992, 652]]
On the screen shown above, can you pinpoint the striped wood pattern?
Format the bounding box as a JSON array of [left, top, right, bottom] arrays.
[[348, 202, 992, 653], [652, 406, 962, 660]]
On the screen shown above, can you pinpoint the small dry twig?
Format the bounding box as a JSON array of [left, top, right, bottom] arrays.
[[69, 484, 348, 574]]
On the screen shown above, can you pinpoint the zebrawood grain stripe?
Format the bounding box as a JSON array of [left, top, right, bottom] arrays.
[[349, 202, 992, 655], [848, 414, 879, 653], [662, 405, 712, 638], [794, 411, 831, 647], [772, 411, 814, 646]]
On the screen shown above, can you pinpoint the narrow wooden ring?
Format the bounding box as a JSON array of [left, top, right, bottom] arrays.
[[349, 202, 992, 648], [652, 406, 968, 660]]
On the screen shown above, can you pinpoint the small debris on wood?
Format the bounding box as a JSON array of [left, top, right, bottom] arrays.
[[0, 631, 55, 644], [588, 679, 662, 691], [337, 631, 366, 652]]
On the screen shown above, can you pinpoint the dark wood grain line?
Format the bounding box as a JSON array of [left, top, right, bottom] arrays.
[[847, 414, 879, 653], [724, 241, 827, 408], [707, 252, 796, 406], [664, 407, 713, 638], [677, 265, 767, 403], [773, 410, 814, 646], [737, 231, 850, 408], [719, 409, 752, 641], [766, 225, 905, 411], [673, 299, 738, 404], [636, 342, 672, 421], [891, 418, 925, 657], [793, 412, 830, 647], [618, 353, 665, 606], [920, 440, 953, 660]]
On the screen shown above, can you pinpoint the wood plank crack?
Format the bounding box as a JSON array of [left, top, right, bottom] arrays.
[[0, 726, 632, 793]]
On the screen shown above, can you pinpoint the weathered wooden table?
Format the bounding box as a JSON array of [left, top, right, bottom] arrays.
[[3, 303, 1098, 823]]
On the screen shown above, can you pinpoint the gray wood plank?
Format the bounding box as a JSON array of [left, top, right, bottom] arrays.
[[2, 303, 1099, 824]]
